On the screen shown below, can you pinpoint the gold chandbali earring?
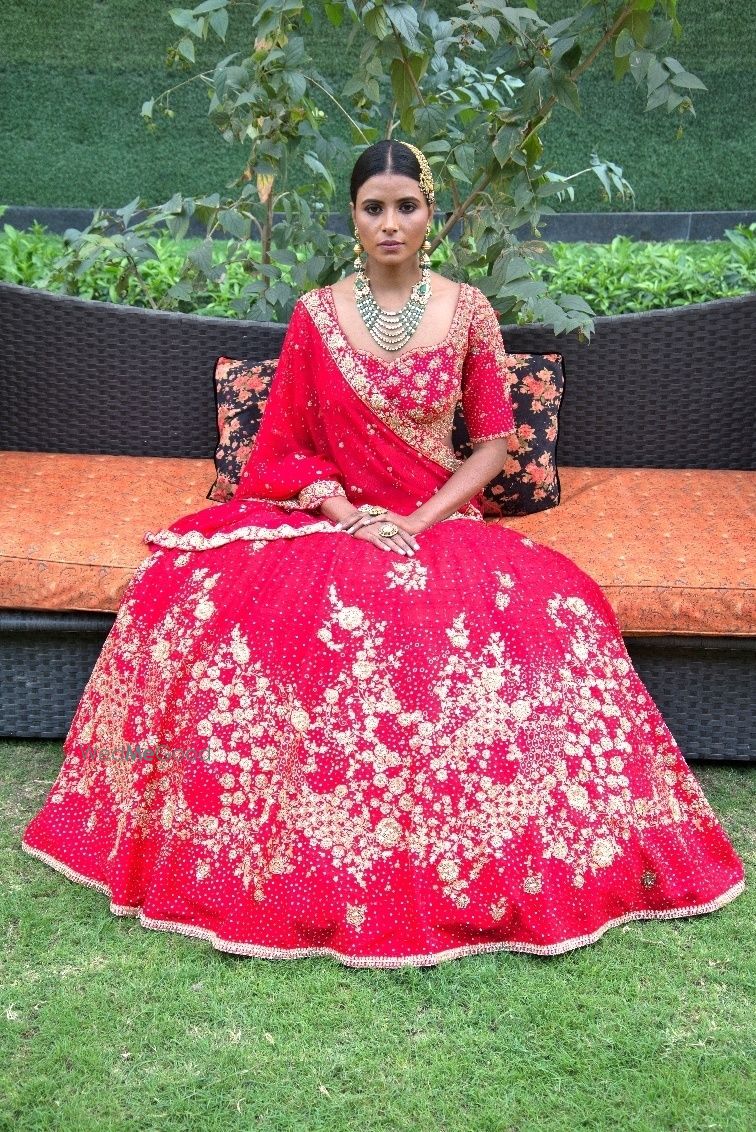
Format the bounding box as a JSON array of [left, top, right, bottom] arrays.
[[353, 225, 364, 270], [420, 222, 432, 269]]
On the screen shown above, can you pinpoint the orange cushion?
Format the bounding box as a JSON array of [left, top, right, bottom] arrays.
[[0, 453, 753, 636], [0, 453, 216, 615]]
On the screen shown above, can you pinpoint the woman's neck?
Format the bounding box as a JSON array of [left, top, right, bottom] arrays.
[[362, 258, 423, 304]]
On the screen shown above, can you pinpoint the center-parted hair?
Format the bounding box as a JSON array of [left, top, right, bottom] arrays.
[[350, 140, 430, 207]]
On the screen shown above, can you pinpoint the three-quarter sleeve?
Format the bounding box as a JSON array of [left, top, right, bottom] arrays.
[[234, 298, 348, 508], [461, 289, 516, 444]]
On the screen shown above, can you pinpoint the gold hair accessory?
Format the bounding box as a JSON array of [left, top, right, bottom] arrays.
[[399, 142, 436, 209]]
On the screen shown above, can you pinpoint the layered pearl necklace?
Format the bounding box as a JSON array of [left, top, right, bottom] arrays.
[[354, 263, 432, 353]]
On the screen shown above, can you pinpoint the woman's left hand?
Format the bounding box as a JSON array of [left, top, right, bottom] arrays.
[[336, 509, 424, 552]]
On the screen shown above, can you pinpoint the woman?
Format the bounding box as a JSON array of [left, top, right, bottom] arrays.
[[21, 140, 745, 967]]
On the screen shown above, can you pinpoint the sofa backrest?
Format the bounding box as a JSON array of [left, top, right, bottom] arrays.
[[1, 281, 753, 468]]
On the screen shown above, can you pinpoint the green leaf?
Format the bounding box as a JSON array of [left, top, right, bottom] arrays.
[[169, 9, 201, 32], [475, 15, 500, 43], [553, 76, 580, 113], [390, 58, 414, 115], [284, 71, 307, 101], [116, 197, 142, 227], [645, 83, 669, 112], [492, 125, 519, 166], [669, 71, 707, 91], [615, 29, 635, 57], [415, 104, 449, 137], [303, 152, 335, 194], [558, 293, 594, 314], [177, 37, 195, 63], [165, 281, 194, 301], [218, 209, 251, 239], [363, 6, 391, 40], [447, 164, 472, 186], [385, 4, 421, 53], [193, 0, 227, 14], [187, 237, 214, 275], [324, 3, 343, 27], [209, 9, 228, 40], [646, 58, 667, 94], [166, 214, 191, 241], [455, 144, 476, 180]]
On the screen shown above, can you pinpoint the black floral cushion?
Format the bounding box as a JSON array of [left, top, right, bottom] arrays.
[[452, 352, 565, 517], [206, 357, 278, 502]]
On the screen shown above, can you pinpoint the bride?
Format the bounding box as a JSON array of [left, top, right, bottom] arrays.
[[21, 139, 745, 967]]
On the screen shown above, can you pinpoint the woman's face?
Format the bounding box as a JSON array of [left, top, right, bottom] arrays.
[[351, 171, 431, 268]]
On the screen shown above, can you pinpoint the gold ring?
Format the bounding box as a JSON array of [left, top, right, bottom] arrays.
[[358, 504, 388, 516], [378, 523, 399, 538]]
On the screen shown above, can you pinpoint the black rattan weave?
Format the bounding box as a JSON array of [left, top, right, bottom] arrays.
[[1, 282, 754, 467]]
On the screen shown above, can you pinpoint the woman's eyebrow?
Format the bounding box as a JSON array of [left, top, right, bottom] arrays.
[[360, 195, 422, 204]]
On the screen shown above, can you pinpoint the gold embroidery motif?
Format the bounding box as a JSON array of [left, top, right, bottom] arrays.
[[385, 559, 429, 591], [296, 479, 348, 509], [345, 903, 367, 931], [31, 567, 730, 922]]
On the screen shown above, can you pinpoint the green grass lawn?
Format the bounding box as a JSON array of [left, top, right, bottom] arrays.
[[2, 739, 753, 1131]]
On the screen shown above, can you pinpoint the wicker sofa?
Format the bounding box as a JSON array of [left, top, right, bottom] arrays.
[[0, 280, 754, 759]]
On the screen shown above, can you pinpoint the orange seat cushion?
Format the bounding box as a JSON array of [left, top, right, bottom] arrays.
[[0, 452, 753, 636]]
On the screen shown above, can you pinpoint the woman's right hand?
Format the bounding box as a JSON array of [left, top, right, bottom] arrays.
[[337, 512, 421, 557]]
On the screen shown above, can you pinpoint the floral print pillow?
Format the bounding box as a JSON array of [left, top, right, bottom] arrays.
[[206, 357, 278, 502], [452, 353, 564, 517]]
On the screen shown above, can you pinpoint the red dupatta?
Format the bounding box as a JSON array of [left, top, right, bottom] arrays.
[[144, 283, 516, 552]]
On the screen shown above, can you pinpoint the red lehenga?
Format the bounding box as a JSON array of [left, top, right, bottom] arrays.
[[21, 283, 745, 967]]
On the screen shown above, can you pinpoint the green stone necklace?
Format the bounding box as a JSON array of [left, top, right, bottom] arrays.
[[354, 262, 432, 354]]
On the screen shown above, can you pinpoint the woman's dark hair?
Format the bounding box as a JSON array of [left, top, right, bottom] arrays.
[[349, 140, 424, 205]]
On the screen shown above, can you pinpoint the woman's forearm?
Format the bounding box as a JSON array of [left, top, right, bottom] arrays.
[[317, 438, 508, 530], [410, 439, 509, 531], [319, 495, 362, 524]]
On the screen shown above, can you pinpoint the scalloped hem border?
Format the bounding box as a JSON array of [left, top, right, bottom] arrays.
[[20, 839, 745, 968], [143, 511, 484, 551], [143, 520, 338, 550]]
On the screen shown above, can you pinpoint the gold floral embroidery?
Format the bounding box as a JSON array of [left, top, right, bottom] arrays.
[[385, 559, 429, 591], [345, 903, 367, 931], [490, 896, 508, 921], [36, 568, 726, 914], [469, 430, 513, 444], [296, 479, 348, 509]]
